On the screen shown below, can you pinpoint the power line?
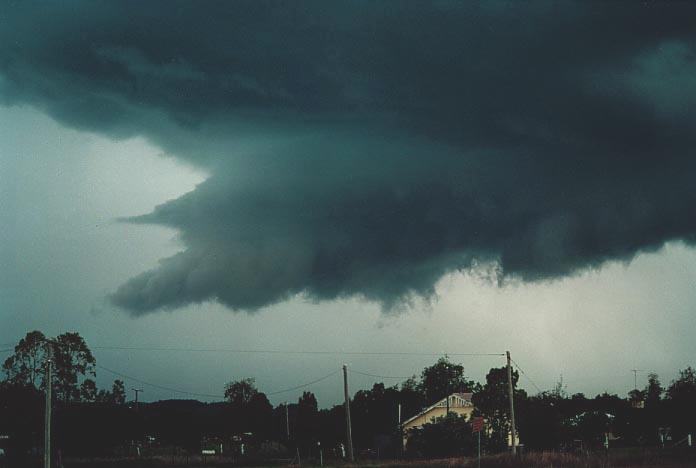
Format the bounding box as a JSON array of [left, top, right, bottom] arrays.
[[266, 370, 340, 396], [96, 364, 341, 400], [93, 345, 504, 357], [97, 364, 221, 399], [348, 369, 414, 380], [509, 357, 543, 394]]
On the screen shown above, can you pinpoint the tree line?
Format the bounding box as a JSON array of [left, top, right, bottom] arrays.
[[1, 330, 696, 464]]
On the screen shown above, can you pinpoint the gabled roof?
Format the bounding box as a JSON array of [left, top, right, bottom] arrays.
[[402, 392, 474, 427]]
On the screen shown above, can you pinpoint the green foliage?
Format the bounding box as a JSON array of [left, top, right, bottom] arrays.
[[95, 379, 127, 405], [406, 412, 475, 458], [0, 381, 43, 465], [628, 388, 645, 403], [419, 356, 478, 404], [223, 377, 272, 437], [400, 376, 426, 419], [52, 332, 97, 402], [4, 335, 696, 459], [472, 366, 519, 452], [351, 383, 401, 453], [295, 391, 319, 450], [644, 373, 663, 408], [565, 410, 614, 444], [517, 391, 566, 450], [80, 378, 98, 402], [2, 330, 96, 402], [2, 330, 49, 387], [111, 379, 126, 404], [224, 377, 258, 405], [665, 367, 696, 437]]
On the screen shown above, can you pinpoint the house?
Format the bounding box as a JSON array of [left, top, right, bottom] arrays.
[[402, 392, 474, 435]]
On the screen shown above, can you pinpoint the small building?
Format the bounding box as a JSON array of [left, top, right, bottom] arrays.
[[402, 392, 474, 434]]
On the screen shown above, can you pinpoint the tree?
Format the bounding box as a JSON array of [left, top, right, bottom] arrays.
[[80, 379, 98, 402], [628, 389, 645, 405], [112, 379, 126, 405], [2, 331, 96, 403], [52, 332, 96, 402], [295, 391, 319, 451], [666, 368, 695, 400], [644, 373, 663, 408], [2, 330, 49, 387], [223, 378, 268, 436], [95, 379, 127, 405], [665, 367, 696, 437], [247, 392, 273, 440], [0, 380, 43, 466], [406, 412, 475, 458], [517, 391, 567, 450], [419, 357, 477, 405], [400, 376, 426, 419], [224, 378, 258, 406], [472, 366, 521, 452]]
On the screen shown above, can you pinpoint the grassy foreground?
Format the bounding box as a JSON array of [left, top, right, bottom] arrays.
[[61, 448, 696, 468]]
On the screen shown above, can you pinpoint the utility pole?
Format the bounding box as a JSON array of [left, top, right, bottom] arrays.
[[398, 403, 403, 458], [132, 388, 144, 411], [342, 364, 354, 462], [285, 402, 290, 441], [506, 351, 517, 455], [44, 343, 53, 468]]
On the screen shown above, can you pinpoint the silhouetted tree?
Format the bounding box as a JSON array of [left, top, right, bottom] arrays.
[[95, 379, 127, 404], [248, 392, 274, 440], [112, 379, 126, 404], [419, 357, 477, 405], [406, 412, 474, 458], [645, 373, 663, 408], [2, 330, 49, 387], [666, 367, 696, 438], [399, 376, 426, 419], [52, 332, 96, 402], [472, 366, 521, 452], [80, 378, 98, 402], [3, 331, 96, 402], [224, 377, 258, 405], [0, 381, 43, 466], [295, 391, 319, 452]]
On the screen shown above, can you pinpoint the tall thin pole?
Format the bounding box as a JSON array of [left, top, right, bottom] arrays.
[[285, 402, 290, 440], [477, 430, 481, 468], [342, 364, 354, 462], [506, 351, 517, 455], [44, 344, 52, 468], [132, 388, 143, 411], [398, 403, 403, 458]]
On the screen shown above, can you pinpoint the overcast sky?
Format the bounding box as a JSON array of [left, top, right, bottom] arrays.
[[2, 1, 696, 407]]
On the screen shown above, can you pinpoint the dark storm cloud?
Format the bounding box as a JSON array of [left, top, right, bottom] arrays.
[[2, 1, 696, 314]]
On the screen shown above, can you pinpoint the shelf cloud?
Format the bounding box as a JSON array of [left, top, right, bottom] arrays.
[[2, 1, 696, 314]]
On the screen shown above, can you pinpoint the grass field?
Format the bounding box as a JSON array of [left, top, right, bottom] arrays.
[[59, 448, 696, 468]]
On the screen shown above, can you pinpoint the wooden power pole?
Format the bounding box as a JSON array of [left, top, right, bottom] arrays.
[[44, 344, 53, 468], [506, 351, 517, 455], [342, 364, 354, 462], [132, 388, 144, 411]]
